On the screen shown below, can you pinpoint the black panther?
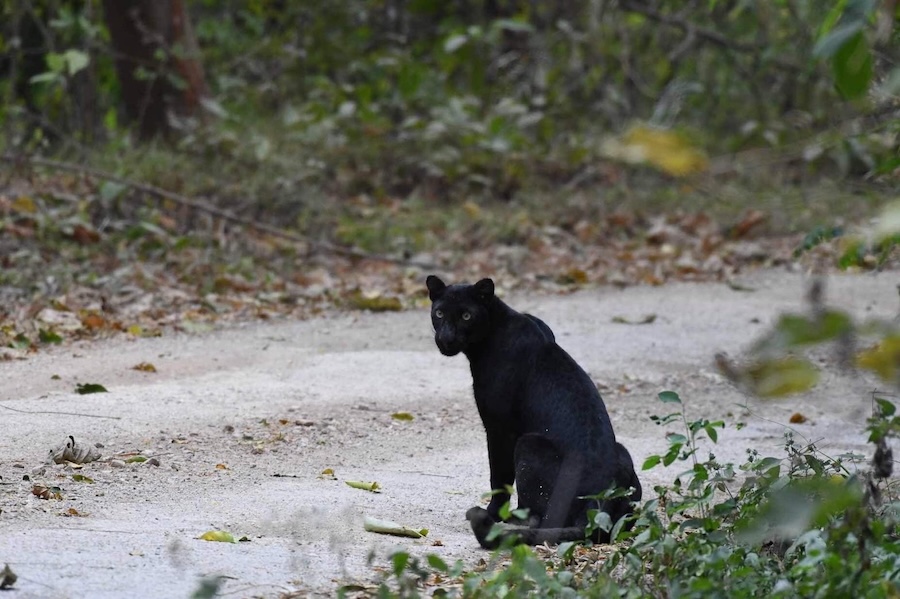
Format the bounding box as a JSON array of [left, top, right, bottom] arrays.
[[426, 275, 641, 548]]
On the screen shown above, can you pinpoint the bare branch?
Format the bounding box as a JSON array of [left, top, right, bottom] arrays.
[[0, 153, 438, 270], [619, 1, 804, 72]]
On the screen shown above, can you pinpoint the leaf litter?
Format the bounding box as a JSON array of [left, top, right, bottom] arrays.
[[2, 172, 894, 361]]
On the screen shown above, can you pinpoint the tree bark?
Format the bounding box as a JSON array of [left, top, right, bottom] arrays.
[[102, 0, 208, 140]]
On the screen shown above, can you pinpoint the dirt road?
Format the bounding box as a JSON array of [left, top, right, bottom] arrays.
[[1, 270, 895, 598]]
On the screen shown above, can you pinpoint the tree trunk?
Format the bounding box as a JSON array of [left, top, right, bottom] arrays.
[[102, 0, 208, 140]]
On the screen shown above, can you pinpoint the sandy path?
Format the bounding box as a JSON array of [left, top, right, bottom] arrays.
[[0, 270, 896, 598]]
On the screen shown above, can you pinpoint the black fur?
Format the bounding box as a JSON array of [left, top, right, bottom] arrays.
[[426, 275, 641, 549]]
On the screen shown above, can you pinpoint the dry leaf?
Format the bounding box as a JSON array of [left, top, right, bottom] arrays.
[[363, 516, 428, 538], [611, 314, 657, 325], [48, 436, 101, 465], [789, 412, 808, 424], [346, 480, 380, 492], [0, 564, 16, 590], [132, 362, 157, 373]]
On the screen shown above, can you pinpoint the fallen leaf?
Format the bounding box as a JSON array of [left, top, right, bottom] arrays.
[[611, 314, 657, 325], [38, 329, 63, 344], [125, 455, 147, 464], [728, 210, 768, 239], [346, 480, 380, 492], [348, 291, 403, 312], [857, 336, 900, 382], [75, 383, 108, 395], [132, 362, 157, 373], [363, 516, 428, 538], [726, 280, 756, 292], [789, 412, 808, 424], [199, 531, 236, 543], [48, 436, 101, 465], [0, 563, 16, 589], [558, 268, 588, 285], [391, 412, 415, 421], [81, 313, 107, 329], [215, 463, 229, 470], [72, 474, 94, 483], [11, 196, 36, 213], [31, 484, 63, 500], [462, 200, 482, 219], [62, 507, 88, 517], [70, 224, 101, 245]]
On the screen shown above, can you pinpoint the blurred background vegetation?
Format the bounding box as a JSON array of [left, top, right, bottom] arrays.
[[0, 0, 898, 254]]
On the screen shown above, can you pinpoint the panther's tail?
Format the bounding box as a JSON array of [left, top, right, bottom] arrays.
[[466, 507, 587, 549]]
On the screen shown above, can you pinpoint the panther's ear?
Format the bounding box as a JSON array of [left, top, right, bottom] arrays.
[[426, 275, 447, 301], [474, 278, 495, 301]]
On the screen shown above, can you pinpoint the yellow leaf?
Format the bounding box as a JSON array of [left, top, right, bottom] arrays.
[[603, 124, 708, 177], [348, 291, 403, 312], [199, 531, 236, 543], [321, 468, 334, 475], [346, 480, 380, 492], [747, 356, 819, 397], [132, 362, 157, 373], [215, 463, 229, 470], [127, 324, 143, 336], [391, 412, 415, 421], [11, 196, 36, 214], [462, 200, 482, 219], [857, 335, 900, 382]]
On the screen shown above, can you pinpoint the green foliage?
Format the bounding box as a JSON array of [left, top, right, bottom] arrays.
[[368, 391, 900, 598], [1, 0, 898, 209]]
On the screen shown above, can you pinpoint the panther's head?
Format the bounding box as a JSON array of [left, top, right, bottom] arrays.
[[425, 275, 495, 356]]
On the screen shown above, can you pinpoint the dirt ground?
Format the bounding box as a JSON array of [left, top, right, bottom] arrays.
[[1, 269, 897, 598]]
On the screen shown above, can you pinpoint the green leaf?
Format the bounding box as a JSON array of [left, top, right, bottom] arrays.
[[125, 455, 147, 463], [813, 21, 864, 58], [747, 357, 820, 398], [658, 390, 681, 404], [443, 34, 468, 53], [63, 49, 89, 75], [199, 530, 236, 543], [39, 329, 63, 344], [45, 52, 65, 73], [753, 311, 853, 354], [666, 433, 688, 445], [642, 455, 661, 470], [75, 383, 108, 395], [392, 552, 409, 577], [72, 474, 94, 483], [427, 554, 448, 572], [345, 480, 380, 492], [832, 31, 873, 99]]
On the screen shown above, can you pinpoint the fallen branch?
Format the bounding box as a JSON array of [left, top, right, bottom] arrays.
[[0, 153, 437, 270], [0, 403, 122, 420]]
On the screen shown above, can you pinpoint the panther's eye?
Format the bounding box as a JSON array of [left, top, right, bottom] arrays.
[[462, 312, 471, 321], [435, 309, 444, 319]]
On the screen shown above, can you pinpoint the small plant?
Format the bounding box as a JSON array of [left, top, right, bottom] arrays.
[[366, 390, 900, 598]]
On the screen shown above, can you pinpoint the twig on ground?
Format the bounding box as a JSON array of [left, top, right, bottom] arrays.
[[0, 153, 437, 270], [0, 403, 122, 420]]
